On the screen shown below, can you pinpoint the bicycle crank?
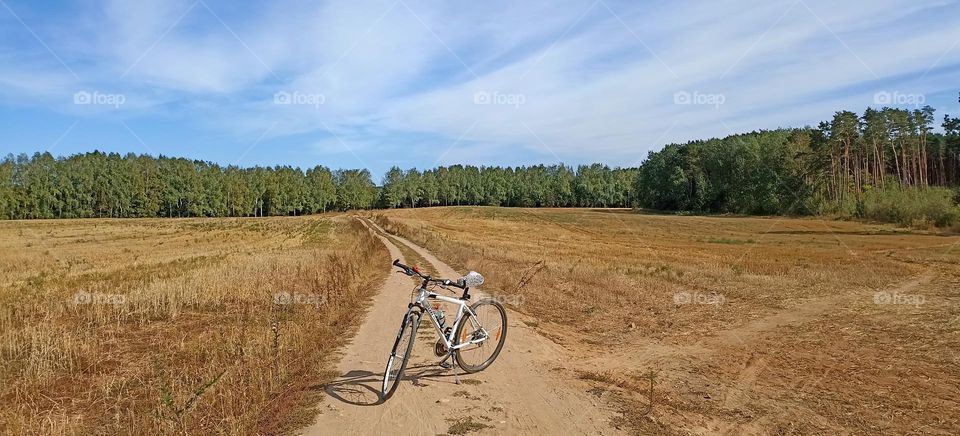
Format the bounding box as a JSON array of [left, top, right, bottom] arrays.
[[434, 338, 448, 357]]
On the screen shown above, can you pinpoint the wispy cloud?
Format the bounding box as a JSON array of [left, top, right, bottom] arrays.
[[0, 0, 958, 174]]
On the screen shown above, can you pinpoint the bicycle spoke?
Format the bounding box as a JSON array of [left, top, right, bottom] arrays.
[[457, 301, 505, 370]]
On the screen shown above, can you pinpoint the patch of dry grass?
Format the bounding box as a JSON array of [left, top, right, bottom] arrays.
[[445, 416, 492, 435], [0, 216, 388, 435], [372, 207, 960, 435]]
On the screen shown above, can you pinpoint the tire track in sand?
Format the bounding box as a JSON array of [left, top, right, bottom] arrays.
[[301, 218, 623, 435]]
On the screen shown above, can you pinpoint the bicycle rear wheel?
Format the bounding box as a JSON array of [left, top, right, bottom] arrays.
[[455, 299, 507, 373], [381, 311, 420, 400]]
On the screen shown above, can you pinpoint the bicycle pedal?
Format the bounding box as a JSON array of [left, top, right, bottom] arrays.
[[438, 361, 453, 369]]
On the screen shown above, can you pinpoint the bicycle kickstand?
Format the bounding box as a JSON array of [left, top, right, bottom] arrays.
[[441, 351, 460, 384], [452, 354, 460, 385]]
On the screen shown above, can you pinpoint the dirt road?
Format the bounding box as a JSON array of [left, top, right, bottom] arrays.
[[302, 218, 623, 435]]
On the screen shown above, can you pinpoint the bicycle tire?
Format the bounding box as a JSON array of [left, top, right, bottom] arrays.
[[381, 311, 420, 400], [454, 298, 507, 373]]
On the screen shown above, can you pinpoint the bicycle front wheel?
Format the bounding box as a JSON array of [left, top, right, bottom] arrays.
[[455, 298, 507, 373], [381, 311, 420, 400]]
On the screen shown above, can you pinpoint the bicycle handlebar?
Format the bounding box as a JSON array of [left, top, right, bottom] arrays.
[[392, 258, 414, 274], [392, 259, 466, 289]]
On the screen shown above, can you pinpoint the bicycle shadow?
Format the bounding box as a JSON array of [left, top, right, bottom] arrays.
[[323, 370, 384, 406], [323, 363, 462, 406]]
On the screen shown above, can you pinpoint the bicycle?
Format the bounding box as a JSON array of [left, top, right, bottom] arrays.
[[381, 259, 507, 401]]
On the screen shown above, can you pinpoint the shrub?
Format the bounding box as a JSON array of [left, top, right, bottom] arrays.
[[857, 187, 960, 228]]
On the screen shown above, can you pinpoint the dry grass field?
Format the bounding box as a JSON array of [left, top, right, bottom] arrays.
[[0, 216, 387, 435], [372, 207, 960, 435], [2, 208, 957, 435]]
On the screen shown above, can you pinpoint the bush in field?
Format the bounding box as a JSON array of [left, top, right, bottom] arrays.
[[857, 187, 959, 228]]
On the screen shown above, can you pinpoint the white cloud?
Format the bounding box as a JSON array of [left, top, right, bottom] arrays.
[[0, 0, 958, 169]]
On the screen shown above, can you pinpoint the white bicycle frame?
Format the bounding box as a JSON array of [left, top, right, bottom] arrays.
[[411, 286, 489, 351]]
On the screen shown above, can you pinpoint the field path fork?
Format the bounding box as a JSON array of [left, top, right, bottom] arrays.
[[301, 218, 623, 435]]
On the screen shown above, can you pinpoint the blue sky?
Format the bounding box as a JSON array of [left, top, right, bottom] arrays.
[[1, 0, 959, 178]]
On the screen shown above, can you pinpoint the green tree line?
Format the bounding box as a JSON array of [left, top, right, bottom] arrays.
[[0, 152, 636, 219], [1, 101, 958, 220], [379, 164, 637, 209], [638, 102, 960, 215], [0, 152, 376, 219]]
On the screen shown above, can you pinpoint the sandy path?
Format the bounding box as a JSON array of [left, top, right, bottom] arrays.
[[301, 218, 623, 435]]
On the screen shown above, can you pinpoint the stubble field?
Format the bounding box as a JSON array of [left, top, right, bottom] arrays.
[[0, 216, 387, 435], [372, 207, 960, 435], [2, 207, 958, 435]]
